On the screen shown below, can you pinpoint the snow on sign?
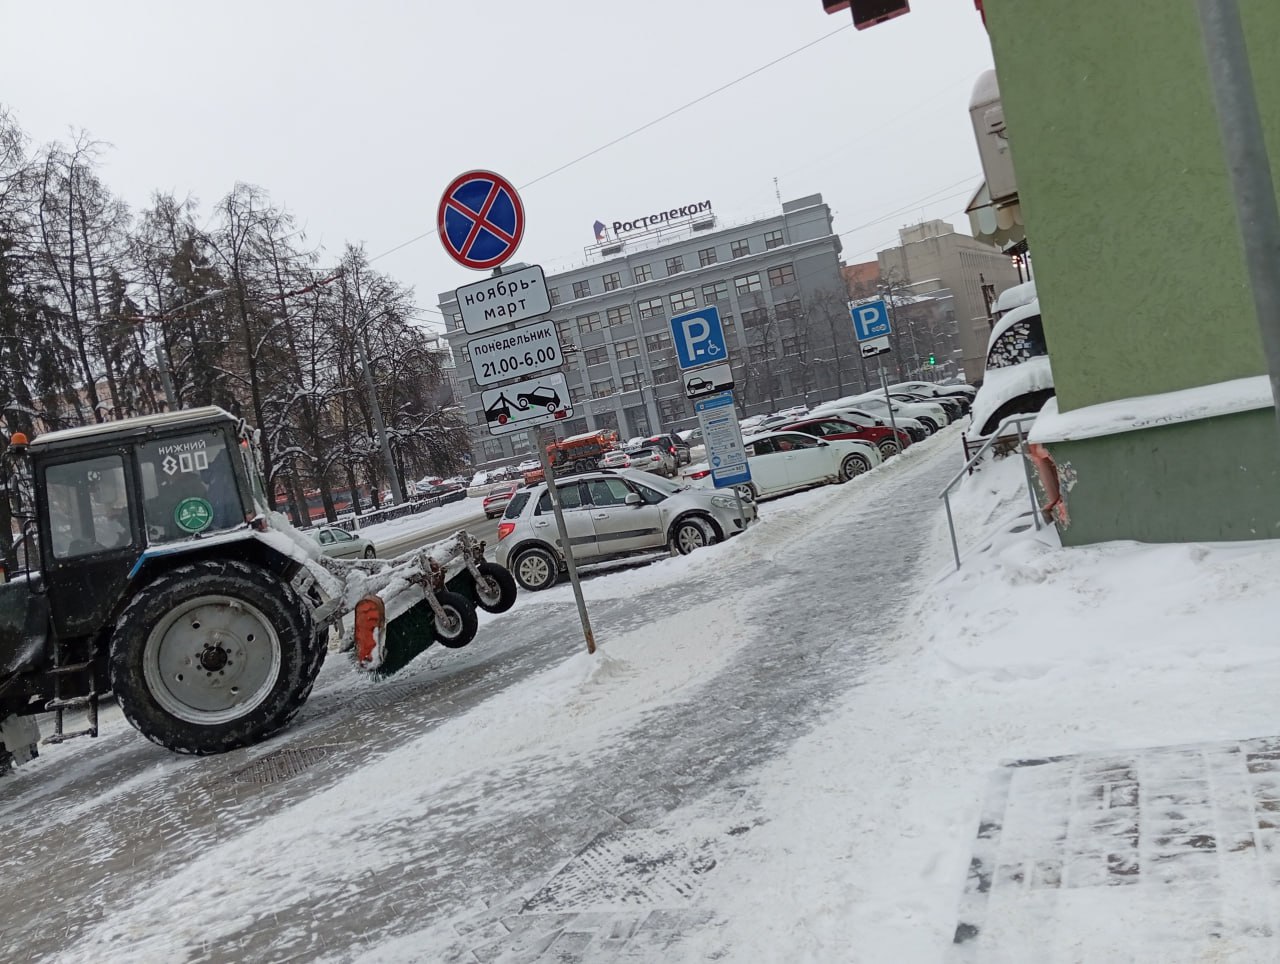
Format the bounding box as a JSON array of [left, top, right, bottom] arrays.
[[455, 264, 552, 335], [468, 318, 564, 387], [437, 170, 525, 271], [481, 371, 573, 436], [694, 391, 750, 488]]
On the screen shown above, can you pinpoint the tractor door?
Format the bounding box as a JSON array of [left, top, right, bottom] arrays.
[[39, 452, 142, 639]]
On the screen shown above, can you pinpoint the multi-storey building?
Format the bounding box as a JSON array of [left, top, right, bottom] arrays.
[[440, 194, 865, 464], [874, 220, 1021, 383]]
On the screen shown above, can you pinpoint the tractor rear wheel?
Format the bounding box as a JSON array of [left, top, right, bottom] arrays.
[[109, 559, 322, 755]]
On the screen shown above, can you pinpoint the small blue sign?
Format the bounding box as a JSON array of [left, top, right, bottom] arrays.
[[850, 299, 892, 342], [671, 306, 728, 371]]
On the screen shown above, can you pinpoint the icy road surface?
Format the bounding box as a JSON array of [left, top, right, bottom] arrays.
[[0, 431, 961, 963]]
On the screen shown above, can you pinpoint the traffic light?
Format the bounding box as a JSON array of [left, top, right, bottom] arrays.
[[822, 0, 911, 30], [928, 353, 936, 366]]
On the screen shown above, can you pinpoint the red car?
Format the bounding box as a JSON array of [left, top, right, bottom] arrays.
[[781, 416, 911, 459]]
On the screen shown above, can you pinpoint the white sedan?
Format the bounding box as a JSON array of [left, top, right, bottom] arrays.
[[686, 430, 880, 500], [310, 525, 377, 559]]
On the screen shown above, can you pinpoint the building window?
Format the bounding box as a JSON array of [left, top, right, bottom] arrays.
[[768, 263, 795, 287], [591, 378, 614, 399], [450, 313, 463, 330], [578, 312, 603, 333], [584, 346, 610, 366], [659, 397, 686, 423], [548, 287, 561, 306], [721, 314, 736, 338], [621, 371, 642, 392], [742, 307, 769, 328], [645, 331, 672, 354], [555, 319, 576, 344], [698, 247, 718, 267], [615, 338, 639, 360], [638, 297, 664, 320], [782, 335, 802, 355], [734, 273, 763, 297], [669, 288, 697, 313], [665, 255, 684, 276], [602, 271, 621, 292], [606, 304, 632, 327], [763, 229, 784, 250], [634, 264, 653, 284], [460, 345, 471, 362], [572, 280, 591, 300], [652, 364, 677, 385], [731, 239, 750, 258], [702, 280, 729, 304], [775, 298, 802, 322], [482, 439, 505, 459], [748, 342, 772, 363]]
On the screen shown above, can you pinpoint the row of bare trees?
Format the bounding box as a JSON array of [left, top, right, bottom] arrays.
[[0, 109, 470, 524]]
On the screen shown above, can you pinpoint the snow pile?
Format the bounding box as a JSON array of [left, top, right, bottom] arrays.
[[354, 497, 483, 545], [968, 355, 1054, 436]]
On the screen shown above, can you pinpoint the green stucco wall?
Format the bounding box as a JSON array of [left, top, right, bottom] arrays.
[[984, 0, 1278, 412], [1046, 408, 1280, 546]]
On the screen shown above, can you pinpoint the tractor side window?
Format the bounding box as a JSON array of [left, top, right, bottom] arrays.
[[137, 434, 243, 543], [45, 456, 133, 560]]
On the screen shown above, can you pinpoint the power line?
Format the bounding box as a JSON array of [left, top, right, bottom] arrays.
[[368, 23, 853, 265]]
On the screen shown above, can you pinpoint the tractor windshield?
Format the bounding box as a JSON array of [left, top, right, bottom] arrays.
[[137, 433, 245, 542]]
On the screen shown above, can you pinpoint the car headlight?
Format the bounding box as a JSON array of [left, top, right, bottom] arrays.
[[710, 496, 736, 509]]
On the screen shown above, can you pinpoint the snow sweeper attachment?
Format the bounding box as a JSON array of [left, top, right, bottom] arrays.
[[338, 528, 518, 677]]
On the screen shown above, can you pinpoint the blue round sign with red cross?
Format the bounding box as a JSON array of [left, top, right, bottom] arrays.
[[436, 170, 525, 271]]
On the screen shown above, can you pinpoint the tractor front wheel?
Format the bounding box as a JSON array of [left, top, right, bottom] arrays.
[[109, 559, 322, 755]]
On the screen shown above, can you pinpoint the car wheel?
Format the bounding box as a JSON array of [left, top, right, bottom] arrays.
[[363, 545, 376, 559], [919, 417, 938, 435], [431, 590, 479, 649], [839, 453, 871, 481], [877, 438, 900, 459], [513, 547, 559, 591], [671, 515, 714, 555]]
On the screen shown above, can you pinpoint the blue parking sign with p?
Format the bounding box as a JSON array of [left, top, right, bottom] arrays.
[[671, 306, 728, 370], [850, 299, 892, 341]]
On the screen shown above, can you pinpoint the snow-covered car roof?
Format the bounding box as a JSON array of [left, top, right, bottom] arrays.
[[987, 297, 1042, 355], [992, 279, 1036, 316], [968, 355, 1055, 438]]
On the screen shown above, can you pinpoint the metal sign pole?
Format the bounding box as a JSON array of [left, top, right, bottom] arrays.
[[1197, 0, 1280, 443], [878, 362, 902, 448], [533, 427, 595, 654]]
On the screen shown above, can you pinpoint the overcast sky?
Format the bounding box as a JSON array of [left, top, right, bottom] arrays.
[[0, 0, 994, 330]]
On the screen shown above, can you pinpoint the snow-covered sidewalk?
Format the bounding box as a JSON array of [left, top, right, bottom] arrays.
[[711, 455, 1280, 961]]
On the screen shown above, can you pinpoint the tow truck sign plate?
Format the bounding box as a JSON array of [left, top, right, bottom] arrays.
[[455, 263, 551, 335], [481, 371, 573, 436], [469, 318, 564, 387]]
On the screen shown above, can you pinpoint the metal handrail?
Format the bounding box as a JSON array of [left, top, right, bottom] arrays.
[[939, 413, 1043, 570]]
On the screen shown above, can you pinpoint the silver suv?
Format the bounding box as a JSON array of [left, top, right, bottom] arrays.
[[495, 469, 756, 591]]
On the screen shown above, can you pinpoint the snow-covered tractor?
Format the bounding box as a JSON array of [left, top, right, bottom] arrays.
[[0, 407, 516, 771]]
